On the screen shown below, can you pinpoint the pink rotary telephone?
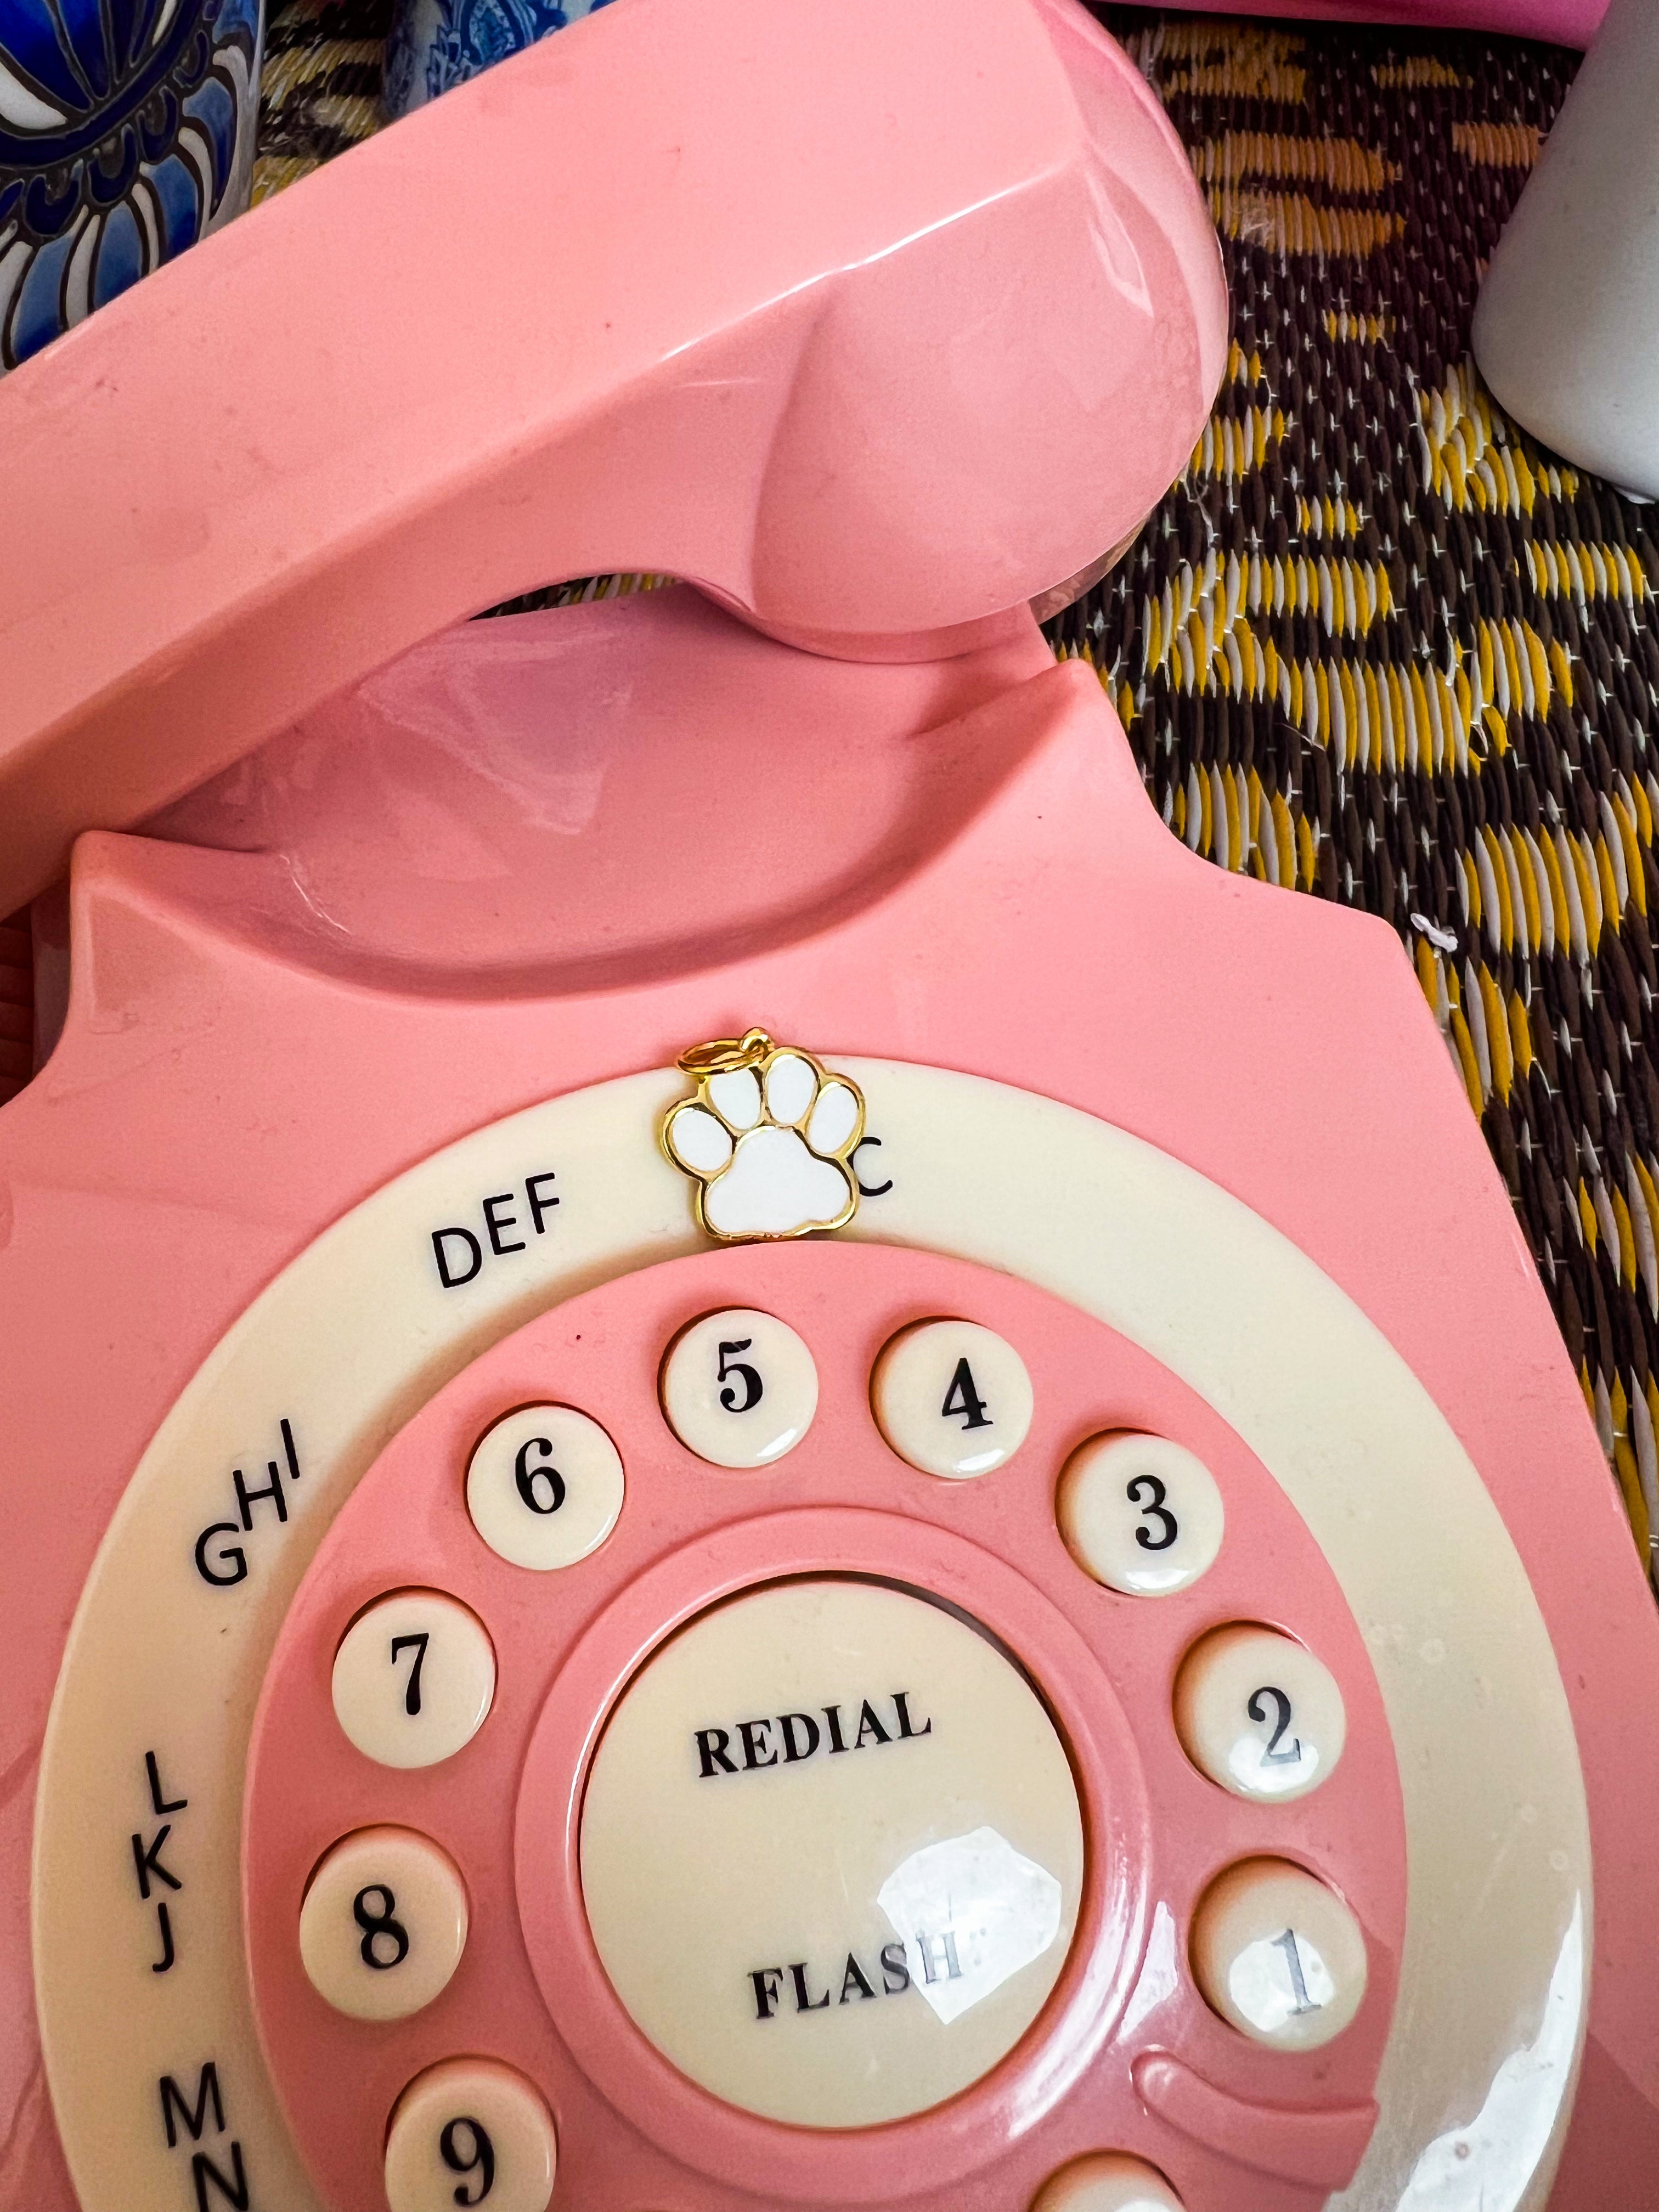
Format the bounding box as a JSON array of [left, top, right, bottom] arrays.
[[2, 2, 1657, 2209]]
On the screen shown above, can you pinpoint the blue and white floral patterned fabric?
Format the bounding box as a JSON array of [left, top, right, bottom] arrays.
[[0, 0, 261, 369], [382, 0, 610, 120]]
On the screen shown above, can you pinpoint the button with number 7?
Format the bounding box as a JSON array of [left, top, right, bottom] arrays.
[[331, 1589, 496, 1768]]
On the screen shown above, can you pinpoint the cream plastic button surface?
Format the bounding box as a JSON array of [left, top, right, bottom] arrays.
[[466, 1404, 624, 1570], [1174, 1624, 1347, 1801], [1032, 2153, 1186, 2210], [331, 1589, 495, 1768], [384, 2058, 557, 2212], [1190, 1858, 1368, 2051], [872, 1319, 1033, 1477], [578, 1577, 1084, 2128], [1057, 1433, 1223, 1595], [298, 1826, 469, 2022], [659, 1308, 818, 1466]]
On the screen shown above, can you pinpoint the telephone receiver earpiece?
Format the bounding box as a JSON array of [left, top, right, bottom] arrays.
[[0, 0, 1226, 917]]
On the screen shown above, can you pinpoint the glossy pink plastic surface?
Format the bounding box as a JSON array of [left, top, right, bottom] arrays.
[[1165, 0, 1606, 40], [4, 591, 1659, 2207], [0, 0, 1226, 918], [245, 1243, 1402, 2211]]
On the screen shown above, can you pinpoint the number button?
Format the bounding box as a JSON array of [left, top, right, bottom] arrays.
[[1031, 2153, 1186, 2210], [659, 1309, 818, 1468], [331, 1590, 495, 1769], [871, 1320, 1033, 1479], [1174, 1625, 1347, 1801], [1056, 1434, 1223, 1595], [385, 2058, 557, 2212], [299, 1827, 468, 2021], [466, 1404, 625, 1570], [1189, 1858, 1368, 2050]]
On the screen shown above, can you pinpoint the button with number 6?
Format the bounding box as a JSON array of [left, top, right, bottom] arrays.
[[331, 1589, 495, 1769], [299, 1826, 468, 2022], [1175, 1624, 1346, 1801], [385, 2058, 556, 2212], [872, 1319, 1033, 1478], [466, 1404, 625, 1570], [660, 1308, 818, 1468], [1057, 1433, 1223, 1595]]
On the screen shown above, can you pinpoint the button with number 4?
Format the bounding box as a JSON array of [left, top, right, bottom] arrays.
[[872, 1319, 1033, 1479], [1057, 1433, 1223, 1595], [385, 2058, 556, 2212], [1175, 1625, 1346, 1801], [331, 1589, 495, 1769], [660, 1309, 818, 1468], [466, 1404, 625, 1570], [1190, 1858, 1367, 2051], [299, 1826, 468, 2022]]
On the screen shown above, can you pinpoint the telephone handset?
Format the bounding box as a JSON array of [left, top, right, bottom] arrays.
[[1, 3, 1656, 2210]]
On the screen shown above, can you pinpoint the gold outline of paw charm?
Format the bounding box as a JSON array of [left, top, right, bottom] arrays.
[[662, 1030, 866, 1243]]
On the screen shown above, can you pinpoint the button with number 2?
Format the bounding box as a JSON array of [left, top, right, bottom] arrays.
[[385, 2058, 557, 2212], [660, 1308, 819, 1467], [1057, 1432, 1224, 1595]]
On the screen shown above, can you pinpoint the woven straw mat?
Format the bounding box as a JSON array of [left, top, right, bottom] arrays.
[[246, 2, 1659, 1591]]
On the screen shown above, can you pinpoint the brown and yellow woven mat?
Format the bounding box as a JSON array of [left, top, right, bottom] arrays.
[[229, 6, 1659, 1585]]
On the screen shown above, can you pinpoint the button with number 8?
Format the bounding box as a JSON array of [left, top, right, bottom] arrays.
[[1190, 1858, 1368, 2050], [466, 1404, 625, 1570], [331, 1589, 495, 1768], [1175, 1624, 1346, 1801], [660, 1308, 818, 1468], [299, 1826, 468, 2022], [872, 1319, 1034, 1479], [1057, 1433, 1224, 1595], [385, 2058, 556, 2212]]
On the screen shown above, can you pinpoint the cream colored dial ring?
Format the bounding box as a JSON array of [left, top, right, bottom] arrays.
[[33, 1062, 1588, 2212]]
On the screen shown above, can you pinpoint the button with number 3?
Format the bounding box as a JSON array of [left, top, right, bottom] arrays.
[[1175, 1624, 1346, 1801], [385, 2058, 557, 2212], [660, 1309, 818, 1468], [872, 1319, 1033, 1478], [1057, 1433, 1224, 1595], [466, 1404, 625, 1570], [332, 1589, 495, 1768], [299, 1826, 468, 2022], [1190, 1858, 1368, 2050]]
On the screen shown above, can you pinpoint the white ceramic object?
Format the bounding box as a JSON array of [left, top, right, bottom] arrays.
[[1472, 0, 1659, 501]]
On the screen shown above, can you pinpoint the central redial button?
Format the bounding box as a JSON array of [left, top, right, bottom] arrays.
[[578, 1579, 1084, 2129]]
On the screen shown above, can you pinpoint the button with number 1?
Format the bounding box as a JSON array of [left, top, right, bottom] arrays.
[[871, 1319, 1033, 1478], [660, 1308, 819, 1468]]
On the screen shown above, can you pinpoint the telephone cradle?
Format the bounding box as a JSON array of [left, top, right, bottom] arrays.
[[1, 3, 1657, 2210]]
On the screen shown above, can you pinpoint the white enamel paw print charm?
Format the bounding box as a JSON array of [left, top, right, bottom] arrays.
[[663, 1030, 866, 1242]]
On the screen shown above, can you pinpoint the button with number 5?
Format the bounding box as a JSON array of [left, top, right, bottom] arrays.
[[1175, 1624, 1346, 1801], [299, 1826, 468, 2021], [385, 2058, 556, 2212], [660, 1309, 818, 1468], [466, 1404, 625, 1570], [1057, 1433, 1223, 1595], [332, 1590, 496, 1769], [872, 1319, 1033, 1478]]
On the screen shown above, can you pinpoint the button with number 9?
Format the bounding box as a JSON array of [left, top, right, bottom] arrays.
[[299, 1827, 468, 2022], [466, 1404, 625, 1570], [385, 2058, 557, 2212], [1057, 1433, 1224, 1595], [871, 1319, 1034, 1478], [660, 1308, 819, 1467], [331, 1589, 495, 1768], [1175, 1624, 1347, 1801]]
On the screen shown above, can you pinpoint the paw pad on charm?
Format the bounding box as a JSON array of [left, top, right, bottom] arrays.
[[663, 1030, 865, 1241]]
